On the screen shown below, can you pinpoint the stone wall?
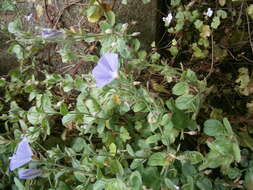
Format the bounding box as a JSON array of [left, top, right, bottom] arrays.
[[0, 0, 158, 75]]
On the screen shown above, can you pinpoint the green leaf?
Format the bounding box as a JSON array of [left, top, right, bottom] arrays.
[[120, 127, 131, 142], [27, 107, 45, 125], [87, 5, 99, 17], [86, 5, 102, 23], [105, 179, 129, 190], [224, 167, 241, 179], [85, 99, 100, 114], [105, 11, 116, 25], [172, 82, 189, 95], [204, 119, 225, 136], [126, 144, 135, 156], [169, 46, 179, 57], [182, 151, 204, 164], [182, 162, 197, 177], [164, 178, 179, 190], [60, 103, 68, 115], [217, 10, 227, 19], [232, 142, 241, 162], [58, 47, 76, 63], [219, 0, 226, 6], [62, 112, 78, 125], [245, 168, 253, 190], [142, 0, 151, 4], [72, 137, 86, 152], [194, 20, 203, 30], [211, 16, 221, 29], [8, 20, 21, 34], [145, 134, 161, 144], [239, 131, 253, 151], [181, 176, 194, 190], [109, 143, 117, 156], [171, 0, 181, 6], [196, 177, 212, 190], [117, 39, 131, 58], [14, 177, 25, 190], [247, 4, 253, 20], [121, 0, 128, 4], [10, 44, 24, 60], [175, 95, 195, 110], [133, 102, 146, 112], [130, 171, 142, 190], [186, 69, 198, 82], [141, 167, 161, 190], [148, 152, 170, 166], [74, 171, 87, 182], [223, 118, 233, 135], [192, 43, 206, 58], [0, 1, 15, 10], [109, 160, 124, 176]]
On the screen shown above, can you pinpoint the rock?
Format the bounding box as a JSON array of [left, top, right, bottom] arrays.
[[111, 0, 158, 48], [0, 0, 159, 74], [0, 34, 19, 75]]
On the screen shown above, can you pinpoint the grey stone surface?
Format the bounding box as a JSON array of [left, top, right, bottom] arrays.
[[112, 0, 157, 48], [0, 0, 158, 74], [0, 33, 18, 75]]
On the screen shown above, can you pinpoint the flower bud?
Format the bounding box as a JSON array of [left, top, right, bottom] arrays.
[[131, 32, 141, 37], [122, 23, 129, 30], [105, 29, 113, 34], [111, 42, 117, 47]]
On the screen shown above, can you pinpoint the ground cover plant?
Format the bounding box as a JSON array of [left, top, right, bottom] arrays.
[[0, 0, 253, 189]]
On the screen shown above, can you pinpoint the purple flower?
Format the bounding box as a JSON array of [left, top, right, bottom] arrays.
[[9, 137, 33, 171], [92, 53, 119, 88], [18, 169, 42, 179], [41, 28, 64, 39]]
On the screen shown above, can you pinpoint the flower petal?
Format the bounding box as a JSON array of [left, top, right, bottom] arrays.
[[100, 53, 118, 72], [18, 169, 42, 179], [10, 137, 33, 171], [92, 53, 119, 88], [92, 64, 115, 88], [41, 29, 64, 39]]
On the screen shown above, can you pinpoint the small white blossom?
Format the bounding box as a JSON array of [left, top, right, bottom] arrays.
[[204, 8, 213, 17], [24, 13, 33, 22], [163, 13, 173, 24]]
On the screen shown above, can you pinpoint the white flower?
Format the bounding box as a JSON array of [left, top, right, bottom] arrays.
[[204, 8, 213, 17], [24, 13, 33, 22], [163, 13, 173, 24]]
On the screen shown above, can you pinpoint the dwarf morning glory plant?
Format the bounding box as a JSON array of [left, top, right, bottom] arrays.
[[92, 53, 119, 88], [9, 137, 33, 171]]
